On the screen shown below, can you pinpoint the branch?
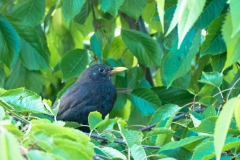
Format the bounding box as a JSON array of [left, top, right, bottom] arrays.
[[138, 107, 205, 132], [85, 133, 160, 149]]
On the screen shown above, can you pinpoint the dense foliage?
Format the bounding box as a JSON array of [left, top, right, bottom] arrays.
[[0, 0, 240, 159]]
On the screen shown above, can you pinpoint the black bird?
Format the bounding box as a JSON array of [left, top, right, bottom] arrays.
[[54, 64, 127, 131]]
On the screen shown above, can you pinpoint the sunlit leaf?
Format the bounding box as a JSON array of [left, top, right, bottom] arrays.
[[0, 130, 23, 160], [214, 97, 240, 160], [0, 88, 50, 114], [98, 147, 127, 160], [222, 14, 240, 70], [230, 0, 240, 37], [199, 71, 223, 87]]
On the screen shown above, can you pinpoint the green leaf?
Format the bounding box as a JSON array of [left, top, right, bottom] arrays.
[[118, 122, 143, 147], [200, 14, 226, 56], [27, 150, 64, 160], [178, 0, 206, 47], [152, 86, 194, 106], [2, 124, 22, 137], [0, 130, 23, 160], [50, 145, 91, 160], [60, 49, 90, 82], [214, 97, 240, 160], [230, 0, 240, 37], [62, 0, 86, 24], [149, 104, 181, 124], [106, 36, 126, 60], [0, 105, 4, 120], [127, 67, 144, 89], [202, 105, 216, 118], [74, 1, 91, 24], [30, 119, 94, 153], [90, 32, 102, 59], [199, 71, 223, 87], [20, 38, 49, 70], [197, 84, 216, 97], [0, 16, 20, 67], [167, 0, 206, 47], [159, 148, 192, 160], [0, 65, 4, 88], [146, 128, 174, 138], [211, 53, 226, 72], [4, 60, 43, 93], [121, 29, 162, 67], [12, 0, 45, 27], [88, 111, 109, 131], [5, 16, 49, 70], [88, 111, 102, 130], [156, 0, 165, 32], [99, 0, 124, 16], [193, 138, 240, 160], [120, 0, 146, 20], [160, 136, 205, 151], [130, 144, 146, 160], [122, 49, 136, 68], [234, 97, 240, 132], [190, 116, 217, 134], [130, 88, 162, 116], [162, 28, 201, 86], [98, 147, 127, 160], [0, 88, 51, 115], [222, 13, 240, 70], [195, 0, 227, 29]]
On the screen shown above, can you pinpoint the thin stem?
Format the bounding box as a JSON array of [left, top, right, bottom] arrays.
[[227, 77, 240, 100], [217, 87, 225, 102], [213, 88, 235, 97], [143, 154, 162, 160], [0, 0, 15, 14]]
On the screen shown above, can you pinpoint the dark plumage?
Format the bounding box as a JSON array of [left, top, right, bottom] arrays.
[[54, 64, 127, 131]]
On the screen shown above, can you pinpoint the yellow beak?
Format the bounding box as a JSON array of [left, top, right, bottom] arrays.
[[110, 67, 127, 74]]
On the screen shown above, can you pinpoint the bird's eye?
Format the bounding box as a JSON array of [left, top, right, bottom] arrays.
[[98, 67, 105, 73]]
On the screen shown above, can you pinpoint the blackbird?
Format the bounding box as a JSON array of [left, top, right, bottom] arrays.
[[54, 64, 127, 131]]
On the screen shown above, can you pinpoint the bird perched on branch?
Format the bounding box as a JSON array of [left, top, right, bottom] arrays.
[[54, 64, 127, 131]]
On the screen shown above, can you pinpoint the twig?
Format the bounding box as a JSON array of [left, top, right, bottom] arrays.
[[138, 107, 205, 132], [86, 133, 126, 145], [116, 88, 133, 94], [143, 154, 163, 160], [217, 87, 225, 102], [85, 133, 160, 149], [227, 77, 240, 100]]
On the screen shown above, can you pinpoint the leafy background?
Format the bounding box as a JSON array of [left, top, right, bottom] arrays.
[[0, 0, 240, 159]]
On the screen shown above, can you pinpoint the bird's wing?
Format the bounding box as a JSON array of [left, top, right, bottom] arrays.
[[56, 83, 91, 116]]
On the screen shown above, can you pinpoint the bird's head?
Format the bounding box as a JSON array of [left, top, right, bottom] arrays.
[[77, 64, 127, 83]]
